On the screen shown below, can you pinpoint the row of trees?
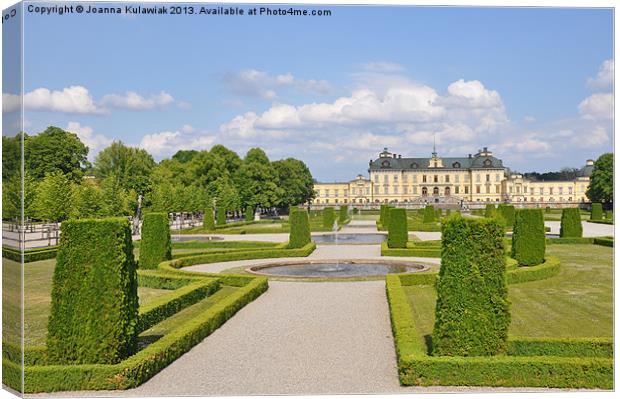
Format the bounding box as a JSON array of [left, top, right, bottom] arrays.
[[2, 126, 316, 221]]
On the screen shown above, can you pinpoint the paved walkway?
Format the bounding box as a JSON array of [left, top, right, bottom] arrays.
[[544, 220, 614, 237]]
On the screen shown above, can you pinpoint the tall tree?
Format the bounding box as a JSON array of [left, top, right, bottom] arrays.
[[94, 141, 156, 195], [586, 153, 613, 205], [25, 126, 89, 182], [235, 148, 282, 208], [33, 171, 73, 221], [100, 175, 133, 216], [272, 158, 315, 207], [70, 181, 105, 219], [2, 133, 23, 181]]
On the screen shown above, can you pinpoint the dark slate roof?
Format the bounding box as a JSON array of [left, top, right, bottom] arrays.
[[578, 164, 594, 177], [369, 154, 504, 171]]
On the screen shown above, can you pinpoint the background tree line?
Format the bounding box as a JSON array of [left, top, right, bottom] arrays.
[[2, 126, 316, 222]]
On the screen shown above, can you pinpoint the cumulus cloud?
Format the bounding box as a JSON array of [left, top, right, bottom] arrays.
[[138, 130, 215, 157], [587, 59, 614, 88], [570, 126, 609, 148], [3, 86, 180, 114], [578, 92, 613, 120], [66, 122, 113, 159], [223, 69, 330, 100]]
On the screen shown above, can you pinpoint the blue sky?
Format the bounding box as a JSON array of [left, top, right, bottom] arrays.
[[3, 2, 614, 181]]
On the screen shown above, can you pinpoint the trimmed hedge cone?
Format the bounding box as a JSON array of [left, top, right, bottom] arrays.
[[512, 209, 546, 266], [591, 203, 603, 220], [432, 216, 510, 357], [288, 209, 311, 248], [560, 208, 583, 238], [203, 206, 215, 230], [245, 205, 254, 222], [498, 204, 515, 227], [339, 205, 349, 223], [140, 213, 172, 269], [216, 207, 227, 226], [46, 218, 139, 364], [387, 208, 408, 248], [485, 203, 496, 218], [323, 207, 336, 229], [423, 205, 435, 223]]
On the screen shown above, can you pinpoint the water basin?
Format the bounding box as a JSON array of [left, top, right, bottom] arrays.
[[247, 260, 428, 278], [312, 233, 387, 244]]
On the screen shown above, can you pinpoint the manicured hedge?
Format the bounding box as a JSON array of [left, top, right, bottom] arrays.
[[288, 209, 311, 249], [216, 207, 227, 226], [2, 246, 58, 263], [590, 203, 603, 220], [560, 208, 583, 238], [379, 204, 389, 226], [605, 210, 613, 220], [137, 271, 198, 290], [422, 205, 435, 223], [137, 278, 220, 333], [140, 213, 172, 269], [588, 219, 614, 225], [203, 206, 215, 230], [386, 272, 612, 389], [323, 207, 336, 229], [381, 242, 440, 258], [387, 208, 408, 248], [505, 256, 560, 284], [546, 237, 594, 245], [433, 217, 509, 356], [511, 208, 545, 266], [10, 277, 268, 393], [47, 218, 139, 365], [593, 237, 613, 247], [484, 203, 496, 218], [245, 205, 254, 222], [498, 204, 515, 227], [339, 205, 348, 223]]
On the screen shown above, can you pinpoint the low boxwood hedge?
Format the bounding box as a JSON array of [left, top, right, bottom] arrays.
[[588, 219, 614, 225], [381, 242, 440, 258], [546, 237, 594, 245], [6, 277, 268, 393], [2, 246, 58, 263], [590, 203, 603, 220], [593, 237, 613, 247], [386, 273, 613, 389]]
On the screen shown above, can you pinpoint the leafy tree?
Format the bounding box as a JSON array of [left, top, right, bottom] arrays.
[[586, 153, 613, 205], [171, 150, 199, 163], [146, 182, 176, 214], [25, 126, 89, 182], [210, 144, 242, 176], [209, 175, 240, 214], [272, 158, 315, 207], [70, 181, 105, 219], [94, 141, 156, 195], [3, 170, 37, 220], [236, 148, 282, 208], [100, 175, 132, 217], [2, 133, 23, 181], [33, 171, 73, 221]]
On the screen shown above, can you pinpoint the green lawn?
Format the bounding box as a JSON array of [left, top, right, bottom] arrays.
[[543, 209, 590, 221], [403, 244, 613, 340]]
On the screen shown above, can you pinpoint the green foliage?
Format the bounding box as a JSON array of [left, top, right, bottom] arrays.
[[203, 206, 215, 230], [586, 153, 613, 204], [338, 205, 347, 222], [590, 203, 603, 220], [236, 148, 282, 208], [245, 205, 254, 222], [2, 133, 22, 181], [560, 208, 583, 238], [433, 217, 510, 356], [25, 126, 88, 183], [216, 207, 227, 226], [323, 207, 336, 229], [484, 203, 496, 218], [511, 209, 545, 266], [69, 181, 105, 219], [46, 218, 139, 364], [100, 176, 134, 216], [605, 210, 613, 220], [507, 336, 613, 358], [593, 237, 613, 247], [272, 158, 315, 207], [140, 213, 172, 269], [33, 171, 72, 221], [506, 256, 560, 284], [2, 246, 58, 263], [381, 242, 440, 257], [94, 141, 155, 195], [422, 205, 435, 223], [288, 209, 311, 249], [545, 206, 551, 213], [387, 208, 408, 248], [498, 205, 515, 227], [3, 170, 37, 220]]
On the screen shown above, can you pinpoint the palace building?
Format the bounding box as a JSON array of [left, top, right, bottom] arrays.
[[311, 147, 593, 206]]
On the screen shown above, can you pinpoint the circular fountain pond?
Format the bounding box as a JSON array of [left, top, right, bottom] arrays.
[[312, 233, 387, 244], [247, 260, 429, 278]]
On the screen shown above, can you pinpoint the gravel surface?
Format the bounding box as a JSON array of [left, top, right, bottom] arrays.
[[545, 220, 614, 237]]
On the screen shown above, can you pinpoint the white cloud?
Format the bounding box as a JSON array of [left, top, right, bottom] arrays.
[[223, 69, 330, 100], [138, 130, 215, 157], [66, 122, 113, 159], [570, 126, 609, 148], [181, 124, 194, 133], [2, 92, 21, 113], [361, 61, 405, 72], [578, 92, 613, 120], [100, 91, 174, 110], [587, 59, 614, 88]]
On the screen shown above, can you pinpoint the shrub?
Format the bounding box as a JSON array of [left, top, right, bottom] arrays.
[[380, 204, 391, 227], [46, 218, 139, 364], [445, 209, 451, 217], [498, 205, 515, 227], [203, 206, 215, 230], [590, 203, 603, 220], [339, 205, 348, 222], [484, 204, 496, 218], [593, 237, 613, 247], [511, 209, 545, 266], [387, 208, 408, 248], [288, 209, 311, 249], [2, 246, 58, 263], [140, 213, 172, 269], [560, 208, 582, 238], [423, 205, 435, 223], [433, 217, 509, 356], [323, 207, 336, 229], [245, 205, 254, 222], [216, 207, 227, 226], [545, 206, 551, 213], [289, 205, 298, 215]]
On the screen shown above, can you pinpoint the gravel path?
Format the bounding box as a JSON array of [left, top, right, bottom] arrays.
[[544, 220, 614, 237]]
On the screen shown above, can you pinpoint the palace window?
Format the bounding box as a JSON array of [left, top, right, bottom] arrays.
[[539, 188, 544, 195], [455, 186, 460, 194], [374, 187, 379, 194], [465, 186, 469, 194], [316, 190, 321, 197], [476, 174, 481, 183], [394, 187, 399, 194], [344, 190, 348, 197], [411, 162, 419, 169], [383, 175, 388, 183], [434, 175, 438, 183], [568, 187, 573, 194], [464, 174, 470, 182], [335, 199, 339, 203], [445, 175, 450, 183], [509, 186, 513, 193], [422, 187, 428, 196], [496, 174, 500, 182], [402, 175, 408, 183], [365, 188, 370, 195], [452, 162, 461, 168], [423, 175, 427, 183], [413, 186, 418, 194], [558, 187, 563, 195], [496, 185, 500, 194], [393, 175, 398, 182], [486, 186, 490, 194], [383, 187, 388, 195], [374, 175, 379, 183], [335, 189, 339, 197], [455, 175, 460, 183], [476, 185, 481, 194], [486, 174, 490, 182], [413, 175, 418, 183], [403, 186, 408, 194], [325, 189, 330, 197], [549, 188, 553, 195]]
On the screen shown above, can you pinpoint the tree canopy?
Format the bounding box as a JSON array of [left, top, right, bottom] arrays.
[[586, 153, 613, 204]]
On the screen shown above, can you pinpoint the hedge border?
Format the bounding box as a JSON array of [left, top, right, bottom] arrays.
[[4, 276, 268, 393], [593, 237, 613, 247], [2, 246, 58, 263], [381, 242, 440, 258], [386, 273, 613, 389]]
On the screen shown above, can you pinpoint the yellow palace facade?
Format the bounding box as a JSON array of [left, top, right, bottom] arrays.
[[312, 147, 592, 207]]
